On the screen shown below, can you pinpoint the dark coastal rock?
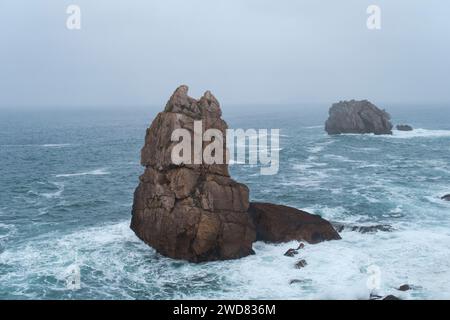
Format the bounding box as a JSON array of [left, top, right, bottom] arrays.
[[289, 279, 303, 285], [284, 248, 299, 257], [371, 294, 403, 301], [397, 284, 412, 292], [369, 293, 383, 300], [396, 124, 413, 131], [441, 194, 450, 201], [332, 222, 394, 234], [131, 86, 256, 262], [248, 203, 341, 244], [325, 100, 393, 135], [284, 243, 305, 257], [295, 259, 308, 269]]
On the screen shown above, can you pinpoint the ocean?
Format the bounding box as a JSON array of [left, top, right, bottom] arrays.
[[1, 104, 449, 300]]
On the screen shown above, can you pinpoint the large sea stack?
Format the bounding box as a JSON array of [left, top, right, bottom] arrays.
[[325, 100, 393, 135], [131, 86, 256, 262], [131, 86, 341, 263]]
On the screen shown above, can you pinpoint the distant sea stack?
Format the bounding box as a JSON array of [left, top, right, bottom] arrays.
[[396, 124, 413, 131], [131, 85, 340, 263], [325, 100, 393, 135]]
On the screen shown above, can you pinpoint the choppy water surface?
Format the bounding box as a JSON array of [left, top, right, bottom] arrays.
[[0, 105, 449, 299]]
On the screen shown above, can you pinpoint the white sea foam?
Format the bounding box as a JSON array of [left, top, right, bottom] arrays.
[[324, 154, 358, 163], [388, 129, 450, 139], [302, 205, 360, 222], [249, 147, 283, 154], [1, 143, 72, 148], [307, 146, 323, 154], [41, 144, 72, 148], [41, 182, 65, 199], [2, 220, 449, 299], [337, 129, 450, 140], [228, 159, 246, 165], [0, 223, 16, 240], [55, 169, 110, 178], [306, 140, 334, 154], [303, 125, 322, 129], [287, 164, 331, 188]]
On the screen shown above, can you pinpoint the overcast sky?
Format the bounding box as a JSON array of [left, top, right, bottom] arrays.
[[1, 0, 449, 108]]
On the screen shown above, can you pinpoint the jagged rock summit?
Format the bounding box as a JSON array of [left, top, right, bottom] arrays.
[[325, 100, 393, 135], [131, 86, 341, 263], [131, 86, 255, 262]]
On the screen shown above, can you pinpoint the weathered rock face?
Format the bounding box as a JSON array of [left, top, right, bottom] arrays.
[[131, 86, 256, 262], [248, 203, 341, 244], [325, 100, 393, 135], [396, 124, 413, 131]]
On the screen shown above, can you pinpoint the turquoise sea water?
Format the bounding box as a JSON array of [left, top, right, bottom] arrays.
[[0, 105, 449, 299]]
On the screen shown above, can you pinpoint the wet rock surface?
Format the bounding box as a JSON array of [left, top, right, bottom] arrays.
[[295, 259, 308, 269], [248, 202, 341, 244], [283, 243, 305, 257]]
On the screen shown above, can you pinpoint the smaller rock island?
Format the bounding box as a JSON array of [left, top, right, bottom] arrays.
[[325, 100, 393, 135], [396, 124, 413, 131]]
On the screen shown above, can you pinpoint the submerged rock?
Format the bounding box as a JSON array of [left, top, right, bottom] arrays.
[[289, 279, 304, 285], [284, 243, 305, 257], [325, 100, 393, 135], [295, 259, 308, 269], [131, 86, 255, 262], [369, 293, 383, 300], [332, 222, 394, 234], [284, 248, 299, 257], [441, 194, 450, 201], [396, 124, 413, 131], [248, 203, 341, 244], [383, 295, 402, 300], [397, 284, 412, 292]]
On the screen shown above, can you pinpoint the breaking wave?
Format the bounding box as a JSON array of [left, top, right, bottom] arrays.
[[55, 169, 110, 178]]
